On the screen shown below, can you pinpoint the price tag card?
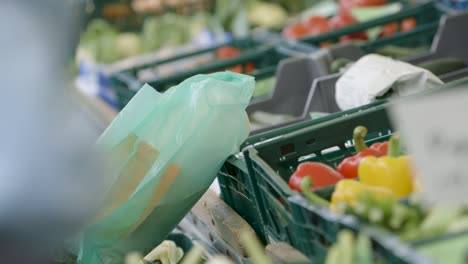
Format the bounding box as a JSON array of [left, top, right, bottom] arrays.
[[389, 86, 468, 206]]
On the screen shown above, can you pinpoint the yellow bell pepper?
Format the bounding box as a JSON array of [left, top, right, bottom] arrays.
[[358, 134, 414, 198], [330, 179, 397, 212]]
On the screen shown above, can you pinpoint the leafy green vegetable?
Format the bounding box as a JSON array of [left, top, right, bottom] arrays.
[[116, 33, 142, 58], [141, 16, 161, 52], [248, 2, 287, 29], [215, 0, 249, 37], [79, 19, 120, 63]]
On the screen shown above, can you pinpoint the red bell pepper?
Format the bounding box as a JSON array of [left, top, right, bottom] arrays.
[[336, 126, 388, 179], [289, 162, 343, 192]]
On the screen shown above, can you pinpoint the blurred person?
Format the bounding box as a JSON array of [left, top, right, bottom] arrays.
[[0, 0, 107, 262]]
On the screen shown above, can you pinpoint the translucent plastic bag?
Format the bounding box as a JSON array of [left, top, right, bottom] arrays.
[[78, 72, 254, 264]]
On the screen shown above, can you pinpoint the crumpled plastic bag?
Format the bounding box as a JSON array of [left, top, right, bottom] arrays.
[[78, 72, 254, 264], [335, 54, 443, 110]]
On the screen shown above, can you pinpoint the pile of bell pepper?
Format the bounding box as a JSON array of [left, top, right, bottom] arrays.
[[288, 125, 441, 237], [289, 125, 419, 213]]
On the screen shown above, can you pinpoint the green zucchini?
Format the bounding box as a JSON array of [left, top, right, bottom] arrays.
[[417, 57, 467, 76], [336, 230, 355, 264], [375, 45, 429, 58], [354, 234, 373, 264], [330, 58, 353, 73]]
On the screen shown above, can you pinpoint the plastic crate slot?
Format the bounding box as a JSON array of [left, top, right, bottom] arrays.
[[280, 143, 295, 156], [319, 145, 346, 164], [298, 153, 318, 163], [228, 185, 251, 200]]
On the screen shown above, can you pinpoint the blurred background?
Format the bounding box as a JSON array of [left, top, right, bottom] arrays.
[[3, 0, 468, 263]]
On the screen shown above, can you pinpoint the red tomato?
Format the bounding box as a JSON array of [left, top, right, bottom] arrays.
[[309, 21, 333, 36], [400, 17, 417, 32], [339, 0, 386, 12], [282, 23, 310, 39], [329, 12, 357, 29], [230, 65, 242, 73], [230, 63, 256, 74], [245, 63, 256, 73], [381, 22, 399, 37], [339, 32, 369, 43], [304, 15, 329, 28], [216, 46, 241, 59]]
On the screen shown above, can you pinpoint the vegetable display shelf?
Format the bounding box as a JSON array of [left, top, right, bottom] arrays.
[[300, 1, 443, 49], [110, 34, 316, 109], [217, 100, 387, 243]]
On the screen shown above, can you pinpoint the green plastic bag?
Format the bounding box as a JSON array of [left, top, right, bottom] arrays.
[[78, 72, 254, 264]]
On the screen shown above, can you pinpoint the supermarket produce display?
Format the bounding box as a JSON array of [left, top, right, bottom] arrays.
[[55, 0, 468, 263]]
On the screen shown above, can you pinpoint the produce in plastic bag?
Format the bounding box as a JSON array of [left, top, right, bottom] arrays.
[[335, 54, 443, 110], [78, 72, 254, 264]]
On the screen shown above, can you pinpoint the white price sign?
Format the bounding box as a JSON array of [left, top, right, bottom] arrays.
[[389, 86, 468, 206]]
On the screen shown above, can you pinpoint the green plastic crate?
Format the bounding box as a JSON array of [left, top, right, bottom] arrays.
[[288, 195, 437, 264], [110, 35, 301, 109], [289, 195, 468, 263], [301, 1, 443, 49], [217, 100, 387, 243], [243, 103, 394, 245]]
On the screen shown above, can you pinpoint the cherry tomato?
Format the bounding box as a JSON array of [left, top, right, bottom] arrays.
[[339, 32, 369, 43], [304, 16, 329, 28], [216, 46, 241, 59], [329, 12, 357, 29], [309, 21, 332, 36], [381, 22, 399, 37], [400, 17, 417, 32]]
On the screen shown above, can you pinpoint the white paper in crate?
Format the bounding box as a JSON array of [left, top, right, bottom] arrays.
[[335, 54, 443, 110], [78, 72, 254, 264]]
